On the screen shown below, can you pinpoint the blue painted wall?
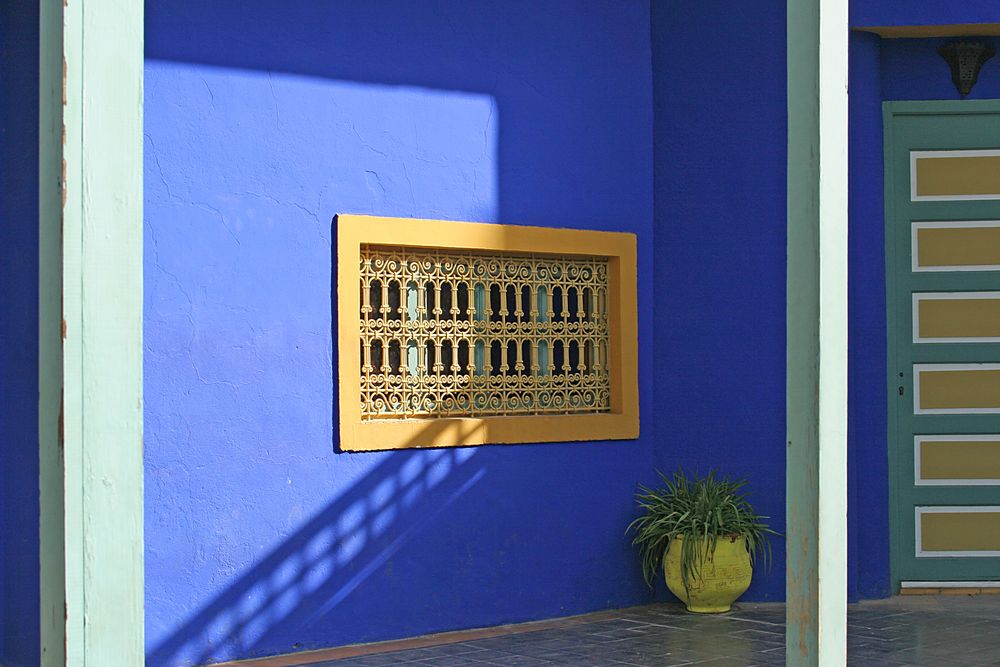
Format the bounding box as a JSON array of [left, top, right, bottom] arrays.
[[882, 37, 1000, 101], [852, 1, 1000, 29], [650, 1, 788, 603], [0, 2, 41, 665], [848, 30, 890, 601], [143, 2, 655, 664], [139, 3, 1000, 665]]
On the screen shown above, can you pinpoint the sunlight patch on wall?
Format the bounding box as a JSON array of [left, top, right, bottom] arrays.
[[144, 61, 500, 224], [143, 60, 498, 664]]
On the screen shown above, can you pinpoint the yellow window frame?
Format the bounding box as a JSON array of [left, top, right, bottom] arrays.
[[336, 214, 639, 451]]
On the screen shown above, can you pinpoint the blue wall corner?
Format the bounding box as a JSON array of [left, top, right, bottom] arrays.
[[0, 2, 41, 665], [143, 2, 656, 664], [651, 1, 788, 603]]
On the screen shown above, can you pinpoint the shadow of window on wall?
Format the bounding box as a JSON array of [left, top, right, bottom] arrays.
[[147, 424, 485, 666]]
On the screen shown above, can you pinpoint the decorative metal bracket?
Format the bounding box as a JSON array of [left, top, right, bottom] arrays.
[[938, 41, 996, 98]]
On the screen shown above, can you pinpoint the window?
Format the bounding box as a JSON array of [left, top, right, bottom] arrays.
[[337, 215, 638, 450], [360, 245, 611, 419]]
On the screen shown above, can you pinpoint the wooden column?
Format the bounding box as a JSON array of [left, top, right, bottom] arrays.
[[786, 0, 849, 664], [40, 0, 145, 663]]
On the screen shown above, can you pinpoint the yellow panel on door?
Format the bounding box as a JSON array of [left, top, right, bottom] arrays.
[[919, 439, 1000, 480], [915, 225, 1000, 269], [916, 296, 1000, 340], [914, 153, 1000, 198], [920, 510, 1000, 552], [916, 366, 1000, 411]]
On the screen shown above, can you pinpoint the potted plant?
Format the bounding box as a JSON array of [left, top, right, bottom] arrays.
[[627, 470, 776, 613]]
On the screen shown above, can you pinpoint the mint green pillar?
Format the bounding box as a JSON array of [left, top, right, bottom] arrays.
[[40, 0, 145, 663], [786, 0, 849, 663]]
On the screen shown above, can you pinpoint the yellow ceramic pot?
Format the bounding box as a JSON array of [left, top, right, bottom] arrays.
[[663, 535, 752, 613]]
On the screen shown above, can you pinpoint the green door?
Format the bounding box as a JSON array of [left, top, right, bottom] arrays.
[[885, 101, 1000, 587]]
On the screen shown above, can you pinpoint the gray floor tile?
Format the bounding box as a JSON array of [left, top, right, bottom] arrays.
[[307, 597, 1000, 666]]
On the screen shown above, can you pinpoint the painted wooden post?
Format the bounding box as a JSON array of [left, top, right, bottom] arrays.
[[786, 0, 849, 664], [40, 0, 145, 663], [38, 2, 65, 664]]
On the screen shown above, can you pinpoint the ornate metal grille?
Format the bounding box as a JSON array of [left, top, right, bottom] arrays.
[[359, 245, 611, 419]]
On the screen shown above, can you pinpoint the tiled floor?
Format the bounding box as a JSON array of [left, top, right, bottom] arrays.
[[297, 596, 1000, 667]]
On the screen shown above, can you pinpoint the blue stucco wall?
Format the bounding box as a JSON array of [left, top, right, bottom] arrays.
[[650, 1, 788, 603], [143, 2, 655, 664], [0, 2, 41, 665], [848, 30, 890, 601], [140, 4, 1000, 665], [852, 1, 1000, 29], [881, 37, 1000, 101]]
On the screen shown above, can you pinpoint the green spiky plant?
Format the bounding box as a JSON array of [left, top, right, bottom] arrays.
[[627, 470, 777, 592]]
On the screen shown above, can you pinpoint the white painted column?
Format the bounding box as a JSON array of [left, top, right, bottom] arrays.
[[40, 0, 145, 663], [786, 0, 849, 664]]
